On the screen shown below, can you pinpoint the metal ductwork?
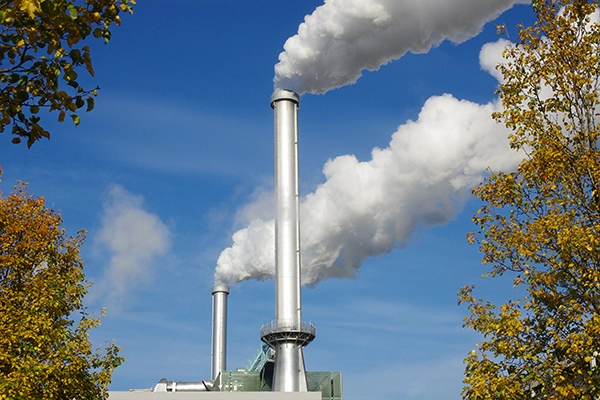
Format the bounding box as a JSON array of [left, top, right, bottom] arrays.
[[211, 283, 229, 381], [261, 89, 315, 392], [150, 285, 229, 393], [153, 379, 214, 392]]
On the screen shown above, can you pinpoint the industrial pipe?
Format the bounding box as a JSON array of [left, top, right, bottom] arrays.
[[211, 284, 229, 381], [261, 89, 314, 392]]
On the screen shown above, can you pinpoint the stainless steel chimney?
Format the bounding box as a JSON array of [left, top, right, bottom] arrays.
[[261, 89, 315, 392], [211, 284, 229, 381]]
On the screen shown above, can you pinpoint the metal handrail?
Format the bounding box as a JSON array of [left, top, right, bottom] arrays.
[[260, 320, 316, 337]]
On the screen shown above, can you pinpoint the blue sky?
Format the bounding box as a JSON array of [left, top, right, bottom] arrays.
[[0, 1, 535, 399]]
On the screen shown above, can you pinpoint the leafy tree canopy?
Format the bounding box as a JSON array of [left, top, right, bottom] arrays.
[[0, 0, 134, 147], [459, 0, 600, 399], [0, 183, 123, 399]]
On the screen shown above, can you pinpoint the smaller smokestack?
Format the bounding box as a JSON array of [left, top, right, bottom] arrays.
[[211, 284, 229, 381]]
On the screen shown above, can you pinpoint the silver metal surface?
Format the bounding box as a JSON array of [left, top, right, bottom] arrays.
[[109, 391, 321, 399], [260, 320, 316, 338], [273, 343, 301, 392], [167, 381, 213, 392], [264, 89, 314, 392], [272, 89, 301, 328], [211, 284, 229, 381]]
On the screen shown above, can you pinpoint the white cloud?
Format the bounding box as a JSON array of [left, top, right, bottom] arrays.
[[93, 185, 172, 308], [479, 38, 511, 82]]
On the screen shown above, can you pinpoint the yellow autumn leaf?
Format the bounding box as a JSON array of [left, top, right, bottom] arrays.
[[0, 184, 124, 398], [463, 1, 600, 399], [16, 0, 41, 19], [0, 0, 135, 147]]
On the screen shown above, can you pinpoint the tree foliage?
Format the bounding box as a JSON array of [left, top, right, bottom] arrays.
[[459, 0, 600, 398], [0, 0, 134, 147], [0, 184, 123, 399]]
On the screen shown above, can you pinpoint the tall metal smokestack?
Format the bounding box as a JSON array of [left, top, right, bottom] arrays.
[[261, 89, 315, 392], [211, 284, 229, 381]]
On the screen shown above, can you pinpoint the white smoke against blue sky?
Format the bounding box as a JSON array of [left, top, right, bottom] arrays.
[[274, 0, 529, 94], [0, 1, 538, 397], [215, 88, 522, 286], [215, 0, 530, 286]]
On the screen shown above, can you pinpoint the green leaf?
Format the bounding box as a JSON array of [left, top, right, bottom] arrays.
[[71, 114, 80, 126], [64, 70, 78, 82], [69, 49, 81, 61], [86, 97, 94, 112], [67, 5, 78, 20], [17, 91, 29, 102]]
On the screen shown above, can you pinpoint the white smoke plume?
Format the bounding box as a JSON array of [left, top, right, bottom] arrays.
[[274, 0, 528, 94], [215, 91, 523, 286], [94, 185, 172, 306]]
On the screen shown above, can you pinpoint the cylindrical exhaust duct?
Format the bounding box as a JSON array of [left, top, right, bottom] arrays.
[[211, 284, 229, 381], [273, 90, 301, 336], [260, 89, 315, 392]]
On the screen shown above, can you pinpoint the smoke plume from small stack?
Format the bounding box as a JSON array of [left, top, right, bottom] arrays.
[[274, 0, 528, 94]]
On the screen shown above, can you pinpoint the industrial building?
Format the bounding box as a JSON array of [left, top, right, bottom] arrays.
[[108, 90, 343, 399]]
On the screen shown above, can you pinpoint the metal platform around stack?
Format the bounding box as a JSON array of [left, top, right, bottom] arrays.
[[260, 320, 316, 348]]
